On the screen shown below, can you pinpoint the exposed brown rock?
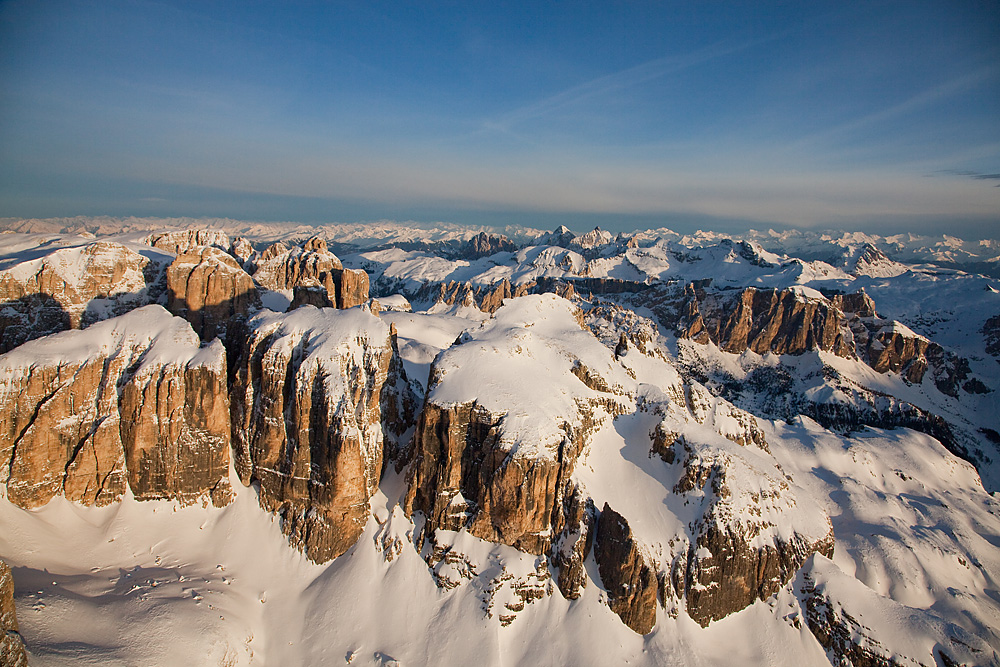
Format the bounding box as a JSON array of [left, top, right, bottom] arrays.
[[666, 431, 834, 626], [250, 238, 369, 310], [0, 242, 162, 352], [144, 229, 230, 255], [380, 323, 420, 469], [800, 572, 908, 667], [230, 237, 254, 265], [678, 286, 852, 357], [0, 306, 232, 509], [411, 278, 538, 315], [251, 238, 343, 295], [119, 348, 233, 506], [404, 295, 632, 590], [0, 559, 27, 667], [289, 280, 334, 310], [595, 504, 659, 634], [166, 246, 261, 340], [552, 485, 594, 600], [230, 306, 394, 562], [463, 232, 518, 259], [404, 400, 577, 554], [866, 324, 931, 382], [336, 268, 369, 309]]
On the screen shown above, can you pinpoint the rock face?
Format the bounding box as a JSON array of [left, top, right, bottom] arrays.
[[336, 267, 370, 309], [572, 226, 614, 250], [166, 246, 261, 340], [677, 285, 853, 357], [230, 306, 395, 562], [144, 229, 230, 255], [0, 560, 27, 667], [595, 504, 659, 634], [462, 232, 518, 259], [0, 305, 232, 509], [0, 242, 163, 352], [404, 295, 633, 574], [407, 278, 579, 315], [251, 236, 369, 310], [652, 383, 835, 627], [800, 572, 906, 667], [675, 285, 984, 396]]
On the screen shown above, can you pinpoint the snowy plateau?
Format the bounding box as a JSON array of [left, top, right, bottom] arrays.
[[0, 218, 999, 667]]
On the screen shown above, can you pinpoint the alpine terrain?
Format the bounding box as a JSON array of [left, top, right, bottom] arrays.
[[0, 218, 998, 667]]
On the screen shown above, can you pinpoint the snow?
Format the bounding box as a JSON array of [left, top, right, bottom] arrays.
[[427, 294, 635, 459], [0, 305, 204, 379], [2, 220, 1000, 666]]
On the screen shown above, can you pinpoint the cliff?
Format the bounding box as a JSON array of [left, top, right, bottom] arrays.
[[166, 246, 261, 340], [0, 305, 232, 509], [0, 242, 163, 352], [251, 236, 369, 309], [404, 295, 633, 584], [229, 306, 395, 562]]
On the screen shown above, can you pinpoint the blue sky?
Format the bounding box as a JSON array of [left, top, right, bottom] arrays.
[[1, 0, 998, 236]]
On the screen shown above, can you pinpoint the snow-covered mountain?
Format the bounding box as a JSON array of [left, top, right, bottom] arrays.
[[0, 219, 998, 666]]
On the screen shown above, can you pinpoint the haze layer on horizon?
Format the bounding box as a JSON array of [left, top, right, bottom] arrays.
[[1, 1, 998, 239]]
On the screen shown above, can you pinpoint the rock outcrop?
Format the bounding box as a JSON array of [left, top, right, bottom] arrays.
[[408, 278, 575, 315], [251, 236, 369, 309], [166, 246, 261, 340], [336, 267, 370, 309], [0, 559, 27, 667], [404, 295, 633, 574], [594, 504, 659, 634], [144, 229, 230, 255], [676, 285, 853, 357], [462, 232, 518, 259], [0, 305, 232, 509], [229, 306, 395, 562], [674, 285, 985, 396], [0, 242, 163, 352]]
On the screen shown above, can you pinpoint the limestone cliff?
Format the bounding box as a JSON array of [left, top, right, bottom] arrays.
[[0, 242, 164, 352], [594, 504, 659, 634], [229, 306, 394, 562], [404, 295, 633, 580], [0, 559, 27, 667], [0, 305, 232, 509], [251, 236, 369, 310], [166, 246, 261, 340], [676, 285, 853, 357], [144, 229, 230, 255]]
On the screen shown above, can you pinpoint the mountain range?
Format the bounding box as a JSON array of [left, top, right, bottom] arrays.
[[0, 219, 998, 667]]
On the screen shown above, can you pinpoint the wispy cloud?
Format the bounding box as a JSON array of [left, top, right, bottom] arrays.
[[482, 38, 763, 134], [791, 66, 997, 149]]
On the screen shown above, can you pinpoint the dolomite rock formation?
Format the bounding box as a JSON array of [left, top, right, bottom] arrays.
[[230, 237, 254, 265], [462, 232, 518, 259], [654, 388, 835, 627], [166, 246, 261, 340], [676, 285, 853, 357], [595, 504, 659, 634], [251, 236, 369, 310], [404, 295, 633, 568], [550, 484, 594, 600], [289, 280, 334, 309], [229, 306, 395, 562], [408, 278, 576, 315], [675, 285, 983, 396], [0, 242, 163, 352], [0, 305, 232, 509], [0, 559, 27, 667], [336, 266, 370, 309], [144, 229, 230, 255]]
